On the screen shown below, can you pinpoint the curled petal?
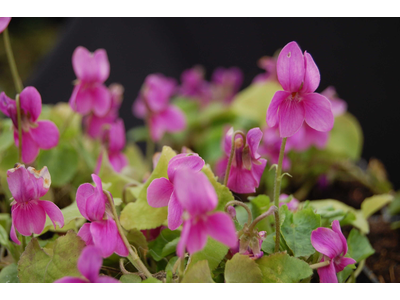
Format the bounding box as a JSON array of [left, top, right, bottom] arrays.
[[227, 166, 258, 194], [246, 127, 263, 160], [266, 91, 290, 128], [19, 87, 42, 122], [277, 41, 305, 92], [78, 245, 103, 282], [303, 93, 334, 132], [77, 223, 94, 246], [205, 212, 238, 249], [76, 183, 95, 220], [317, 261, 338, 283], [301, 52, 320, 94], [167, 153, 204, 182], [167, 192, 183, 230], [311, 227, 344, 259], [13, 201, 46, 236], [223, 127, 234, 155], [10, 207, 20, 245], [278, 99, 305, 138], [90, 219, 118, 258], [334, 257, 356, 273], [0, 91, 16, 120], [30, 121, 60, 150], [331, 220, 348, 255], [70, 84, 92, 116], [27, 166, 51, 199], [147, 177, 173, 208], [38, 200, 64, 230], [6, 164, 35, 203]]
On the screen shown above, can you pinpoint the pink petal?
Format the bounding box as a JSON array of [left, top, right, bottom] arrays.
[[78, 245, 102, 282], [227, 166, 258, 194], [177, 220, 191, 257], [311, 227, 344, 259], [108, 152, 128, 173], [54, 277, 88, 283], [205, 212, 238, 249], [174, 170, 217, 215], [90, 219, 118, 258], [132, 96, 147, 119], [167, 153, 204, 182], [10, 207, 20, 245], [301, 52, 320, 94], [317, 261, 338, 283], [38, 200, 64, 229], [246, 127, 263, 160], [70, 84, 92, 115], [108, 119, 126, 152], [26, 166, 51, 199], [331, 220, 348, 255], [278, 99, 305, 138], [0, 17, 11, 33], [157, 105, 186, 132], [167, 192, 183, 230], [19, 131, 40, 164], [215, 157, 228, 180], [19, 87, 42, 122], [85, 114, 114, 139], [266, 91, 290, 128], [0, 91, 16, 120], [251, 158, 267, 187], [93, 49, 110, 83], [86, 192, 105, 222], [302, 93, 334, 132], [334, 257, 356, 273], [30, 120, 60, 150], [94, 152, 102, 175], [114, 232, 129, 257], [96, 276, 120, 283], [185, 220, 208, 255], [277, 41, 305, 92], [76, 183, 95, 220], [13, 201, 46, 236], [147, 177, 173, 208], [6, 164, 35, 203], [77, 223, 94, 246], [72, 46, 98, 83], [92, 85, 112, 117], [144, 74, 176, 113], [222, 127, 234, 155]]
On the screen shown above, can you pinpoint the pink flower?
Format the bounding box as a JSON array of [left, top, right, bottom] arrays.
[[0, 87, 60, 163], [289, 123, 329, 151], [211, 67, 243, 103], [84, 83, 124, 139], [266, 41, 334, 138], [147, 153, 205, 230], [216, 127, 267, 194], [69, 46, 111, 117], [230, 231, 267, 260], [7, 164, 64, 245], [179, 66, 212, 104], [321, 86, 347, 117], [76, 174, 128, 258], [311, 220, 356, 283], [55, 246, 119, 283], [0, 17, 11, 33], [174, 169, 237, 256], [132, 74, 186, 141], [95, 118, 128, 173], [279, 194, 299, 211], [253, 56, 278, 84]]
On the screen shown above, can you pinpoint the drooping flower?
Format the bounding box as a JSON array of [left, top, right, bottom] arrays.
[[211, 67, 243, 103], [321, 86, 347, 117], [216, 127, 267, 194], [289, 123, 329, 152], [69, 46, 111, 117], [178, 66, 212, 104], [311, 220, 356, 283], [147, 153, 205, 230], [0, 17, 11, 33], [55, 246, 120, 283], [95, 118, 128, 174], [0, 87, 60, 163], [230, 231, 267, 260], [76, 174, 128, 258], [132, 74, 186, 141], [253, 56, 278, 84], [84, 83, 124, 139], [174, 169, 237, 256], [279, 194, 299, 211], [7, 164, 64, 245], [266, 41, 334, 138]]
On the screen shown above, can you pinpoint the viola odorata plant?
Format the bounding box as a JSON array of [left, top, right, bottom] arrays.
[[178, 66, 212, 105]]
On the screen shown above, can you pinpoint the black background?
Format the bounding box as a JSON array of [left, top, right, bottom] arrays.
[[22, 18, 400, 189]]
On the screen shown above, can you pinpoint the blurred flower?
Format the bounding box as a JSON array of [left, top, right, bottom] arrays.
[[55, 246, 120, 283], [266, 41, 334, 137], [0, 17, 11, 33], [69, 46, 111, 117], [311, 220, 356, 283], [231, 231, 266, 260], [76, 174, 128, 258], [259, 126, 292, 170], [174, 169, 237, 256], [132, 74, 186, 141], [253, 56, 278, 84], [7, 164, 64, 245], [178, 66, 212, 104], [0, 87, 60, 163], [279, 194, 299, 211], [211, 67, 243, 103], [321, 86, 347, 117], [290, 123, 329, 151], [147, 153, 205, 230]]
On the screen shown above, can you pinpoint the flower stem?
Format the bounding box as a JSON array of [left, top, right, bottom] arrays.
[[16, 94, 22, 163], [225, 200, 252, 225], [104, 191, 153, 279], [310, 260, 331, 270], [248, 205, 277, 232], [3, 28, 23, 93], [223, 130, 246, 186], [273, 137, 287, 252]]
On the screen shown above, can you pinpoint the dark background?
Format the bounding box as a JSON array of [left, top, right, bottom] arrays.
[[7, 18, 400, 189]]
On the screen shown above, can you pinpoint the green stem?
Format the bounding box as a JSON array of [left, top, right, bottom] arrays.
[[310, 260, 330, 270], [223, 130, 246, 186], [178, 256, 185, 282], [3, 28, 23, 93], [225, 200, 252, 225], [104, 191, 153, 279], [273, 137, 287, 252], [248, 205, 277, 232], [16, 94, 22, 162]]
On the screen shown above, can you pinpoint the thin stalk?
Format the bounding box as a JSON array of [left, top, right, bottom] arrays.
[[16, 94, 22, 162], [3, 28, 23, 93], [225, 200, 252, 225], [104, 191, 153, 279], [178, 256, 185, 282], [223, 130, 246, 186], [248, 205, 277, 232], [273, 137, 287, 252], [310, 260, 330, 270]]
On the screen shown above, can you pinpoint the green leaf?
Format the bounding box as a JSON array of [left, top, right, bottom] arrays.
[[0, 124, 14, 152], [186, 238, 228, 273], [361, 194, 393, 219], [0, 263, 19, 283], [161, 237, 180, 257], [36, 142, 79, 187], [225, 254, 263, 283], [124, 143, 149, 181], [148, 229, 181, 261], [142, 277, 162, 283], [46, 103, 82, 140], [126, 229, 149, 255], [120, 274, 142, 283], [18, 230, 86, 283], [261, 233, 275, 255], [256, 252, 313, 283], [0, 224, 9, 248], [182, 260, 215, 283], [120, 146, 176, 230], [249, 195, 272, 231], [337, 266, 354, 283], [280, 207, 321, 257], [165, 256, 179, 273], [347, 229, 375, 262]]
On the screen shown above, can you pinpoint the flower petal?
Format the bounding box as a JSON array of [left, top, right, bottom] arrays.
[[86, 192, 105, 222], [0, 91, 16, 120], [331, 220, 348, 255], [222, 127, 234, 155], [158, 106, 186, 132], [30, 120, 60, 150], [69, 84, 92, 115], [214, 157, 228, 180], [93, 49, 110, 83], [96, 276, 120, 283], [85, 114, 114, 139], [147, 177, 173, 208], [10, 207, 20, 245], [278, 99, 305, 138], [26, 166, 51, 199], [13, 201, 46, 236], [266, 91, 290, 128], [77, 245, 103, 282], [301, 52, 320, 94], [90, 219, 118, 258], [19, 131, 40, 164], [167, 153, 204, 182], [19, 87, 42, 122], [72, 46, 97, 82], [144, 74, 176, 113], [54, 277, 88, 283], [167, 192, 183, 230], [76, 183, 95, 220], [177, 220, 191, 257], [0, 17, 11, 33], [114, 232, 129, 257], [277, 41, 305, 92], [311, 227, 344, 259], [227, 166, 258, 194], [303, 93, 334, 132], [317, 261, 338, 283], [6, 164, 35, 203], [205, 212, 238, 249], [38, 200, 64, 229], [108, 152, 128, 173], [251, 158, 267, 187], [107, 119, 126, 152], [77, 223, 94, 246], [246, 127, 263, 160], [92, 85, 112, 117], [334, 257, 356, 273], [185, 220, 208, 255]]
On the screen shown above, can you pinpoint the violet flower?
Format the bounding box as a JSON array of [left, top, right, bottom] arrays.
[[76, 174, 128, 258], [216, 127, 267, 194], [279, 194, 299, 211], [289, 123, 329, 152], [321, 86, 347, 117], [55, 246, 119, 283], [132, 74, 186, 141], [147, 153, 205, 230], [69, 46, 111, 117], [211, 67, 243, 103], [174, 169, 237, 256], [230, 231, 267, 260], [311, 220, 356, 283], [252, 56, 278, 84], [7, 164, 64, 245], [0, 87, 60, 163], [179, 66, 212, 104], [266, 41, 334, 138], [0, 17, 11, 33]]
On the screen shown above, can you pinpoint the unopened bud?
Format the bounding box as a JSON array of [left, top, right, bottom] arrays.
[[227, 206, 236, 219]]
